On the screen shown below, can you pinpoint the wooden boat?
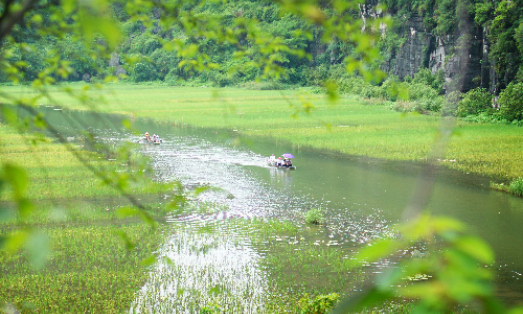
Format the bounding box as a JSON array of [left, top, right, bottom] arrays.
[[267, 160, 296, 170], [141, 138, 162, 145]]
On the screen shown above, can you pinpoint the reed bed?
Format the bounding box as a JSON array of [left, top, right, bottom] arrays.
[[4, 83, 521, 179], [0, 223, 162, 313], [0, 124, 164, 313]]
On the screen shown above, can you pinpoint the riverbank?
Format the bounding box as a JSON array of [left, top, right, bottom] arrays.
[[3, 83, 521, 180], [0, 124, 165, 313]]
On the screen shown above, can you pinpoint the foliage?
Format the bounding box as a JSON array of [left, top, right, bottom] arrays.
[[305, 208, 324, 225], [0, 0, 389, 311], [441, 90, 462, 116], [2, 0, 523, 312], [457, 88, 493, 117], [412, 68, 444, 95], [132, 62, 159, 82], [493, 177, 523, 196], [499, 83, 523, 121], [299, 293, 340, 314], [333, 213, 523, 314], [508, 177, 523, 196], [487, 1, 521, 91]]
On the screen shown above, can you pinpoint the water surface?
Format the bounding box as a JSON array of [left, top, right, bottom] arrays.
[[24, 107, 523, 309]]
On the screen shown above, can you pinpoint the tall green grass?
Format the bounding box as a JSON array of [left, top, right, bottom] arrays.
[[0, 124, 164, 313], [3, 83, 521, 179]]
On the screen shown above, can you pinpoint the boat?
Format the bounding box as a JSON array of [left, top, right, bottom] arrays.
[[142, 132, 162, 145], [267, 160, 296, 170], [141, 138, 162, 145]]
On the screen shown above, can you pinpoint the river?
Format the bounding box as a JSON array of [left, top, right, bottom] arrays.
[[29, 107, 523, 311]]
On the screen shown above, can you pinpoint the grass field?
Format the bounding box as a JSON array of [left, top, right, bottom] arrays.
[[0, 125, 165, 313], [3, 83, 521, 180]]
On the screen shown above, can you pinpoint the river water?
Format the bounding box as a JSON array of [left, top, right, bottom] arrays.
[[27, 107, 523, 311]]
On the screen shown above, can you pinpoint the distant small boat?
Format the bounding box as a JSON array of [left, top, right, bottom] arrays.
[[267, 160, 296, 170], [141, 138, 162, 145]]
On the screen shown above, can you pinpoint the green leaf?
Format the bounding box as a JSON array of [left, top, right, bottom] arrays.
[[163, 256, 176, 268], [454, 236, 495, 265], [115, 230, 135, 251], [1, 230, 28, 253], [1, 106, 18, 126], [507, 306, 523, 314], [2, 163, 29, 198], [116, 207, 157, 227], [141, 255, 157, 267], [331, 288, 393, 314], [78, 5, 122, 50], [349, 239, 401, 267]]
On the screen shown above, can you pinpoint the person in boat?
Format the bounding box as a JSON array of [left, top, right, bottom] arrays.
[[144, 132, 152, 142], [269, 154, 276, 163], [284, 158, 292, 167], [276, 157, 283, 167]]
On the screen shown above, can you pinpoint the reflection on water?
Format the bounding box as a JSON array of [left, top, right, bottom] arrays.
[[131, 219, 267, 314], [131, 136, 316, 313]]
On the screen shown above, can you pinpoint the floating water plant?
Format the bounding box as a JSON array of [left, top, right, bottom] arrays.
[[299, 293, 339, 314], [305, 208, 324, 225]]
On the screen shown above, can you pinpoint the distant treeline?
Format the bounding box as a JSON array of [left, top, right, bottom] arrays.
[[4, 1, 523, 99]]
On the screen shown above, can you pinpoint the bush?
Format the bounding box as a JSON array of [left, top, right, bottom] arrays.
[[209, 72, 234, 87], [509, 178, 523, 196], [418, 96, 444, 112], [303, 64, 330, 86], [131, 62, 159, 82], [299, 293, 339, 314], [259, 80, 285, 90], [441, 91, 462, 116], [361, 85, 387, 99], [413, 68, 444, 94], [499, 83, 523, 121], [408, 83, 439, 101], [165, 69, 181, 85], [457, 88, 492, 117], [338, 76, 366, 95], [381, 76, 401, 101], [304, 208, 323, 225]]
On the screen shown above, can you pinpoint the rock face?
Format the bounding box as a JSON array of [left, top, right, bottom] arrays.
[[390, 14, 432, 80], [384, 15, 484, 93], [359, 1, 487, 93], [109, 53, 127, 77]]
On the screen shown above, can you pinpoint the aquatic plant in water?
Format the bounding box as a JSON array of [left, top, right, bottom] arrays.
[[299, 293, 339, 314], [305, 208, 323, 225]]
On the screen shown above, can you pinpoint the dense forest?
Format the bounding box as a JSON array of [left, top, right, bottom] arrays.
[[3, 0, 523, 120]]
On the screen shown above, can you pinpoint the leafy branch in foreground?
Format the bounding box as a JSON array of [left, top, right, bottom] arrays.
[[333, 213, 523, 314]]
